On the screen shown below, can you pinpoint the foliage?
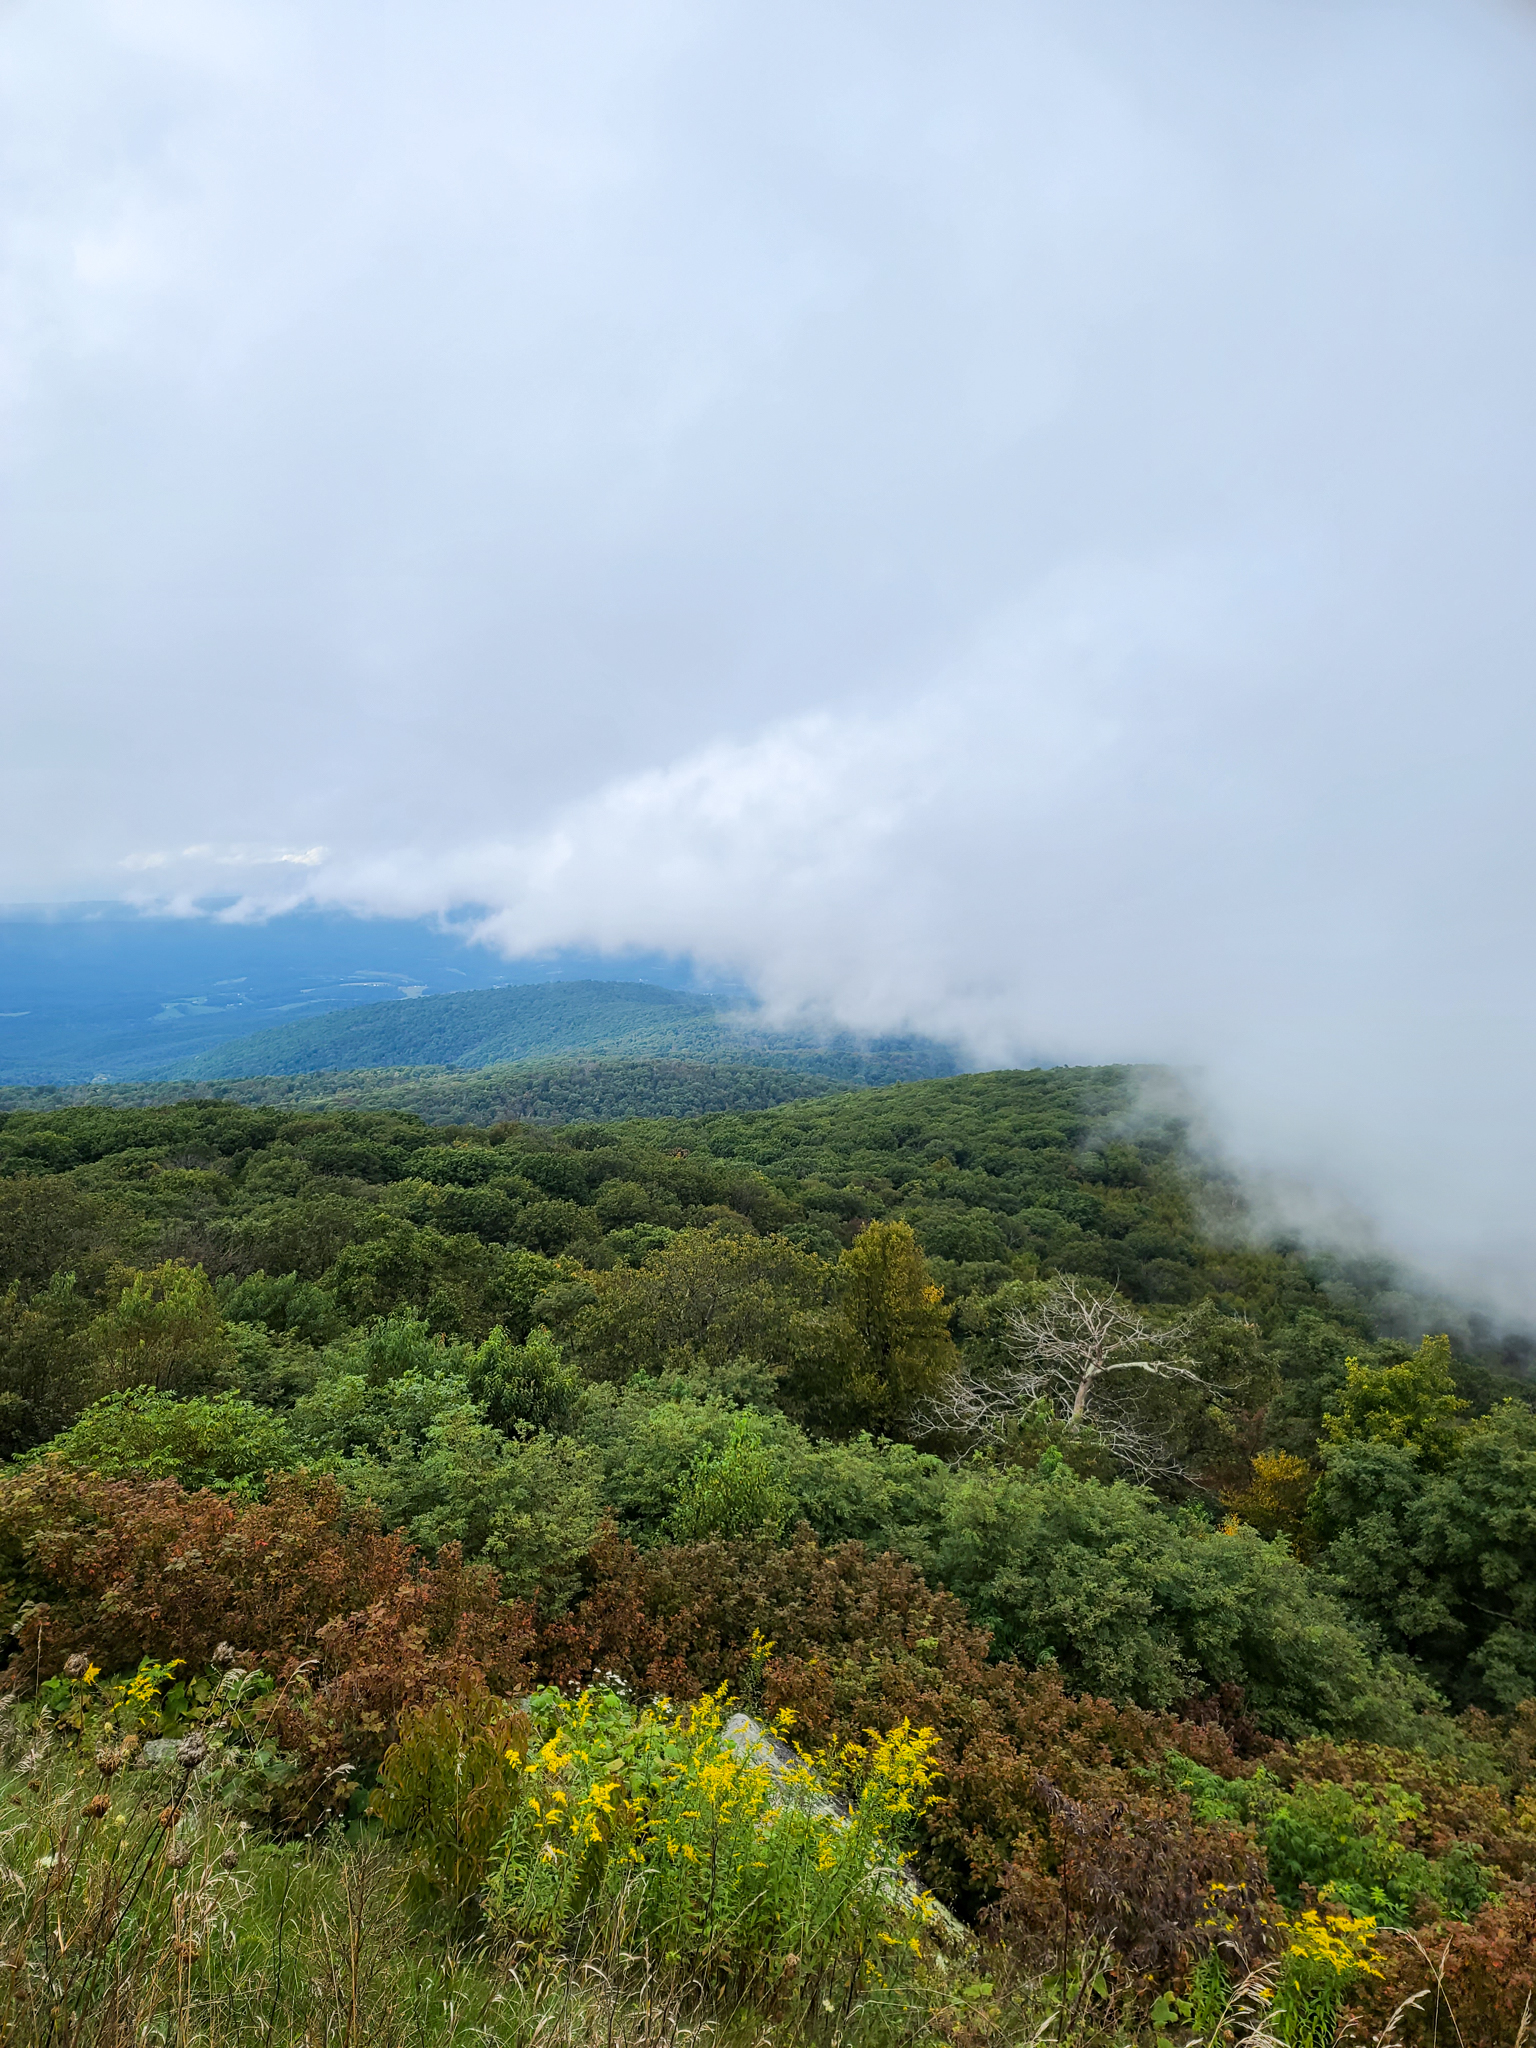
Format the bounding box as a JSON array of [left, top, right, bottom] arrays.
[[3, 1068, 1536, 2044], [991, 1772, 1276, 1982], [1314, 1400, 1536, 1708], [1221, 1451, 1316, 1548], [368, 1692, 532, 1908], [468, 1323, 579, 1433], [934, 1452, 1406, 1736], [219, 1266, 348, 1344], [1172, 1758, 1497, 1925], [34, 1387, 297, 1494], [1322, 1334, 1467, 1471], [0, 1270, 98, 1453], [0, 1462, 409, 1680], [567, 1225, 825, 1385], [668, 1414, 793, 1542], [88, 1259, 235, 1394], [1270, 1908, 1384, 2048]]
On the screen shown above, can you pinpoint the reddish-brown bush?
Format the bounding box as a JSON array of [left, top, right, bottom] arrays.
[[0, 1463, 541, 1826], [0, 1461, 409, 1680], [259, 1544, 537, 1824], [1354, 1887, 1536, 2047], [988, 1775, 1277, 1985], [536, 1529, 1247, 1913]]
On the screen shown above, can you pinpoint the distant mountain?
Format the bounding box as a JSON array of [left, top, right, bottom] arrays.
[[0, 905, 722, 1085], [150, 980, 959, 1086], [0, 1056, 859, 1125]]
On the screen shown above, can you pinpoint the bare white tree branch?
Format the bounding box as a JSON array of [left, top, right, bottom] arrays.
[[916, 1276, 1230, 1482]]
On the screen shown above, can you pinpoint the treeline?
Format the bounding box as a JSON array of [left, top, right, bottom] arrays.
[[0, 1055, 857, 1125], [2, 1068, 1535, 2041]]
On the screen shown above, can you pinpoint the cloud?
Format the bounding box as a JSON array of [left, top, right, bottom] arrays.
[[5, 0, 1536, 1315]]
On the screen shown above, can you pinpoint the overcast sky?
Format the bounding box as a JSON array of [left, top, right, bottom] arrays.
[[5, 0, 1536, 1314]]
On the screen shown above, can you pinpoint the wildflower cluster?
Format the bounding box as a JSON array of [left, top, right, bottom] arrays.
[[470, 1685, 941, 1993], [1281, 1906, 1383, 1981], [1264, 1907, 1384, 2048]]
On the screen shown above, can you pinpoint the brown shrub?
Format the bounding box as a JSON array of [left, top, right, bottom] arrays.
[[0, 1464, 539, 1826], [536, 1529, 1248, 1915], [0, 1461, 408, 1680], [1353, 1886, 1536, 2047], [260, 1545, 537, 1825], [988, 1775, 1277, 1985]]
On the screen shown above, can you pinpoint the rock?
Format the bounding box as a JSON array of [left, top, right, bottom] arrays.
[[720, 1712, 968, 1946]]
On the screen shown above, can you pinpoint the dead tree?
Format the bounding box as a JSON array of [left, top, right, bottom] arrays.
[[918, 1276, 1228, 1482]]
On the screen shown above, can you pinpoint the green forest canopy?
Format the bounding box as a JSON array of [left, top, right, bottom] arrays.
[[5, 1061, 1536, 2036]]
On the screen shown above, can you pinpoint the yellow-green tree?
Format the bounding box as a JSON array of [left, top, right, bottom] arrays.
[[1221, 1449, 1317, 1551], [825, 1220, 958, 1430], [1322, 1333, 1466, 1471], [88, 1261, 234, 1395]]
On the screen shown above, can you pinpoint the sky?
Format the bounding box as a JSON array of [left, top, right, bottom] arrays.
[[4, 0, 1536, 1315]]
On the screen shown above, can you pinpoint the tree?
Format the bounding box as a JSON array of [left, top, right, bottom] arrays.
[[88, 1261, 234, 1395], [1313, 1399, 1536, 1710], [0, 1272, 97, 1453], [1221, 1450, 1316, 1550], [468, 1325, 579, 1435], [567, 1225, 827, 1384], [919, 1276, 1260, 1483], [813, 1220, 958, 1431], [1321, 1333, 1467, 1471]]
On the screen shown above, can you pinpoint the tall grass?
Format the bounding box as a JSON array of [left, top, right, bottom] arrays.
[[0, 1693, 1477, 2048]]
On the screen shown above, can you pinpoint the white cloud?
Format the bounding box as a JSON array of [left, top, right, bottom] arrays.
[[5, 0, 1536, 1316]]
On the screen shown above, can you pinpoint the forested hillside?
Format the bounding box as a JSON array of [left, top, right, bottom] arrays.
[[3, 1066, 1534, 2042], [0, 1054, 858, 1124], [154, 977, 959, 1084]]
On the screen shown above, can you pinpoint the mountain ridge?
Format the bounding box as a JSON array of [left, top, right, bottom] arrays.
[[149, 978, 960, 1085]]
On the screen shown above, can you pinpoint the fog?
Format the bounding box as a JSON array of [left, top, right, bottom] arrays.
[[5, 2, 1536, 1315]]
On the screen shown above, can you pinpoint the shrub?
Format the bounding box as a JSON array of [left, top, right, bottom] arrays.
[[1173, 1758, 1498, 1925], [935, 1453, 1408, 1736], [369, 1693, 533, 1908], [0, 1463, 410, 1680], [534, 1526, 1247, 1916], [259, 1545, 537, 1822], [34, 1387, 297, 1494], [668, 1414, 792, 1541], [472, 1684, 941, 1997], [989, 1773, 1276, 1983]]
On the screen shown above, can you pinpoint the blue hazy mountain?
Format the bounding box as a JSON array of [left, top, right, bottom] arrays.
[[0, 905, 721, 1085], [155, 979, 958, 1087]]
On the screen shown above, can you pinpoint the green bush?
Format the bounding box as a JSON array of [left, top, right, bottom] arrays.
[[35, 1387, 297, 1494], [1172, 1759, 1496, 1925], [669, 1415, 793, 1542], [936, 1450, 1412, 1736]]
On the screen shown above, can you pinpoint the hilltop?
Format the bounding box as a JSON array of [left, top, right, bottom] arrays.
[[146, 977, 959, 1085]]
